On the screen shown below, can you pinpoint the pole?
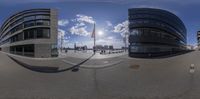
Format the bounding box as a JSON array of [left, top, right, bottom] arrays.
[[93, 24, 96, 54], [61, 35, 63, 52]]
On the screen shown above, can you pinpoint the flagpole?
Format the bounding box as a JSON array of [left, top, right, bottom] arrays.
[[94, 23, 96, 54]]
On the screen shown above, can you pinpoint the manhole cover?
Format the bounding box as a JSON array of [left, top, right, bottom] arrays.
[[129, 64, 140, 70]]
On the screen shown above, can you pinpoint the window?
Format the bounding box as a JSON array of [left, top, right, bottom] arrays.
[[37, 28, 50, 38], [15, 24, 23, 31], [29, 29, 35, 39], [18, 32, 23, 41], [24, 44, 34, 52], [10, 44, 34, 57], [43, 29, 50, 38], [36, 15, 50, 19], [16, 46, 23, 52], [130, 30, 139, 36], [10, 28, 15, 34], [36, 20, 50, 26], [24, 28, 50, 40], [36, 28, 43, 38], [24, 21, 35, 28], [24, 16, 35, 21], [24, 29, 35, 40], [10, 32, 23, 43]]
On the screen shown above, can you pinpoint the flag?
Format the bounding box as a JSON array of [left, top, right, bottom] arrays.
[[91, 23, 95, 38]]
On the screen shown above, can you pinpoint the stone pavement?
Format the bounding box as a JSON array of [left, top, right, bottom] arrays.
[[0, 51, 200, 99]]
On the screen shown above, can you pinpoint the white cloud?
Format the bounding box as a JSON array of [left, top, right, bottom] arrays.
[[113, 20, 129, 38], [58, 19, 69, 26], [106, 21, 113, 27], [107, 36, 113, 40], [76, 14, 95, 24], [69, 14, 95, 36], [70, 26, 90, 36]]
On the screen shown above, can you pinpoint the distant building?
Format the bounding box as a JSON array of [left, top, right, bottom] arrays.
[[75, 45, 87, 51], [95, 45, 103, 50], [104, 45, 109, 50], [109, 45, 114, 50], [82, 45, 87, 50], [93, 45, 114, 51], [0, 8, 58, 58]]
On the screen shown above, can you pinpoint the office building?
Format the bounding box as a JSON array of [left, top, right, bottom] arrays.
[[0, 8, 58, 58], [128, 8, 187, 57]]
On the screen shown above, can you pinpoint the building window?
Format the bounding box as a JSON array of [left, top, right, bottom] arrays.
[[24, 29, 35, 40], [24, 44, 34, 57], [36, 28, 50, 38], [43, 28, 50, 38], [24, 21, 35, 28], [36, 15, 50, 19], [10, 44, 34, 57], [15, 24, 23, 31], [24, 16, 35, 21], [36, 20, 50, 26], [11, 32, 23, 43]]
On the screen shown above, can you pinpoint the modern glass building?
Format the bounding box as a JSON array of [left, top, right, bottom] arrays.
[[128, 8, 187, 58], [0, 8, 58, 58], [197, 31, 200, 47]]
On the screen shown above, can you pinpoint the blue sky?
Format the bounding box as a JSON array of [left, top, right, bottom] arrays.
[[0, 0, 200, 48]]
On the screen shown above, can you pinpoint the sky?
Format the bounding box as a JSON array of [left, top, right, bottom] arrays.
[[0, 0, 200, 48]]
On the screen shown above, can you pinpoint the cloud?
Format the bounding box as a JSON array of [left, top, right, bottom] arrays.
[[113, 20, 129, 38], [103, 21, 114, 32], [69, 14, 95, 36], [58, 19, 69, 26], [106, 21, 113, 27], [70, 26, 90, 36], [75, 14, 95, 24], [107, 36, 113, 40]]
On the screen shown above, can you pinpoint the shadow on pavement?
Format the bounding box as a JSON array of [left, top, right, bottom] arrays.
[[7, 53, 95, 73], [129, 50, 194, 59]]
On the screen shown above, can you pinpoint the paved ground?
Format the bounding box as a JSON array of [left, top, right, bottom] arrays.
[[59, 50, 127, 59], [0, 50, 200, 99]]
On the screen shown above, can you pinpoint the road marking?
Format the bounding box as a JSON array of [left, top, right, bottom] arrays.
[[190, 64, 195, 74]]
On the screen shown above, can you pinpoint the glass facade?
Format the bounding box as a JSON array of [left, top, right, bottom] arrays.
[[197, 31, 200, 46], [10, 28, 50, 43], [0, 10, 51, 45], [0, 9, 58, 58], [128, 8, 187, 58], [10, 44, 34, 57]]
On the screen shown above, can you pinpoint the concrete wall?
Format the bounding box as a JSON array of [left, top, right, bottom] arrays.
[[34, 44, 51, 58], [1, 47, 9, 53], [50, 9, 58, 45]]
